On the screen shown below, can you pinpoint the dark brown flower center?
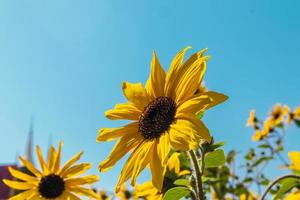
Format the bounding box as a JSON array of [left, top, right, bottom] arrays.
[[139, 96, 176, 140], [38, 174, 65, 199]]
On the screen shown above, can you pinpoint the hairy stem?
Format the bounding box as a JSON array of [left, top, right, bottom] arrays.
[[188, 150, 204, 200], [260, 174, 300, 200]]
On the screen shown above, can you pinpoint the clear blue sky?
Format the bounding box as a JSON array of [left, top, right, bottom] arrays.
[[1, 0, 300, 192]]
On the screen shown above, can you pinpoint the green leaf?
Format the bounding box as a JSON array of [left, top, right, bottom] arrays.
[[258, 144, 272, 149], [252, 156, 273, 167], [163, 187, 190, 200], [294, 119, 300, 127], [274, 178, 299, 199], [206, 141, 226, 152], [174, 179, 190, 187], [204, 149, 226, 168]]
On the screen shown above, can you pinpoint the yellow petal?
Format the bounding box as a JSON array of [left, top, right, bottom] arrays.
[[131, 141, 154, 185], [167, 153, 181, 174], [36, 145, 49, 175], [8, 189, 38, 200], [157, 133, 170, 165], [8, 167, 37, 182], [19, 156, 42, 177], [61, 163, 92, 178], [47, 145, 57, 173], [169, 118, 211, 151], [184, 116, 211, 142], [150, 142, 166, 192], [288, 151, 300, 170], [65, 175, 99, 186], [70, 187, 98, 198], [174, 57, 207, 105], [99, 131, 143, 172], [3, 179, 37, 190], [169, 127, 196, 151], [135, 181, 158, 197], [53, 141, 64, 173], [165, 46, 191, 99], [176, 95, 211, 117], [105, 103, 142, 120], [97, 122, 139, 142], [122, 82, 151, 110], [202, 91, 228, 110], [145, 51, 166, 99], [115, 141, 154, 192], [59, 151, 84, 175]]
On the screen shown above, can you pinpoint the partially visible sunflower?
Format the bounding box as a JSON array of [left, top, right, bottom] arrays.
[[134, 181, 163, 200], [252, 119, 272, 141], [284, 105, 300, 124], [239, 193, 258, 200], [246, 110, 259, 129], [285, 190, 300, 200], [116, 184, 136, 200], [288, 151, 300, 172], [268, 104, 285, 126], [97, 47, 228, 192], [3, 142, 98, 200], [92, 189, 110, 200]]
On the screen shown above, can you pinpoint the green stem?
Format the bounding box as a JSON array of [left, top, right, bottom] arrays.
[[260, 174, 300, 200], [188, 150, 204, 200]]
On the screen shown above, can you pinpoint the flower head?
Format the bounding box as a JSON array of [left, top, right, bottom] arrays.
[[285, 190, 300, 200], [97, 47, 228, 192], [252, 119, 273, 141], [284, 105, 300, 124], [268, 104, 285, 126], [135, 181, 163, 200], [3, 142, 98, 200], [116, 184, 135, 200], [246, 110, 258, 128]]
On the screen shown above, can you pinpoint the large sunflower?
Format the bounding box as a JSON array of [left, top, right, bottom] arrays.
[[97, 46, 228, 192], [3, 142, 99, 200]]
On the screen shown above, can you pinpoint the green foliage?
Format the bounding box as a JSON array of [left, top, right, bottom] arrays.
[[204, 149, 226, 168], [274, 178, 299, 199], [174, 179, 191, 187], [163, 187, 190, 200]]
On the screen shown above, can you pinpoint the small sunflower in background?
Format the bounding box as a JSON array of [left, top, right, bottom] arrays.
[[251, 119, 273, 141], [3, 142, 99, 200], [284, 105, 300, 125], [97, 46, 228, 192], [135, 152, 190, 200], [246, 110, 259, 129], [285, 190, 300, 200], [268, 104, 285, 126], [116, 184, 135, 200], [91, 188, 110, 200]]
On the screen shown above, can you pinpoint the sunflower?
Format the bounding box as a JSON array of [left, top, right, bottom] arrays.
[[135, 152, 189, 200], [251, 119, 272, 141], [268, 104, 285, 126], [91, 189, 110, 200], [284, 105, 300, 124], [3, 142, 99, 200], [246, 110, 259, 129], [288, 151, 300, 171], [285, 190, 300, 200], [116, 184, 135, 200], [97, 46, 228, 192], [135, 181, 163, 200]]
